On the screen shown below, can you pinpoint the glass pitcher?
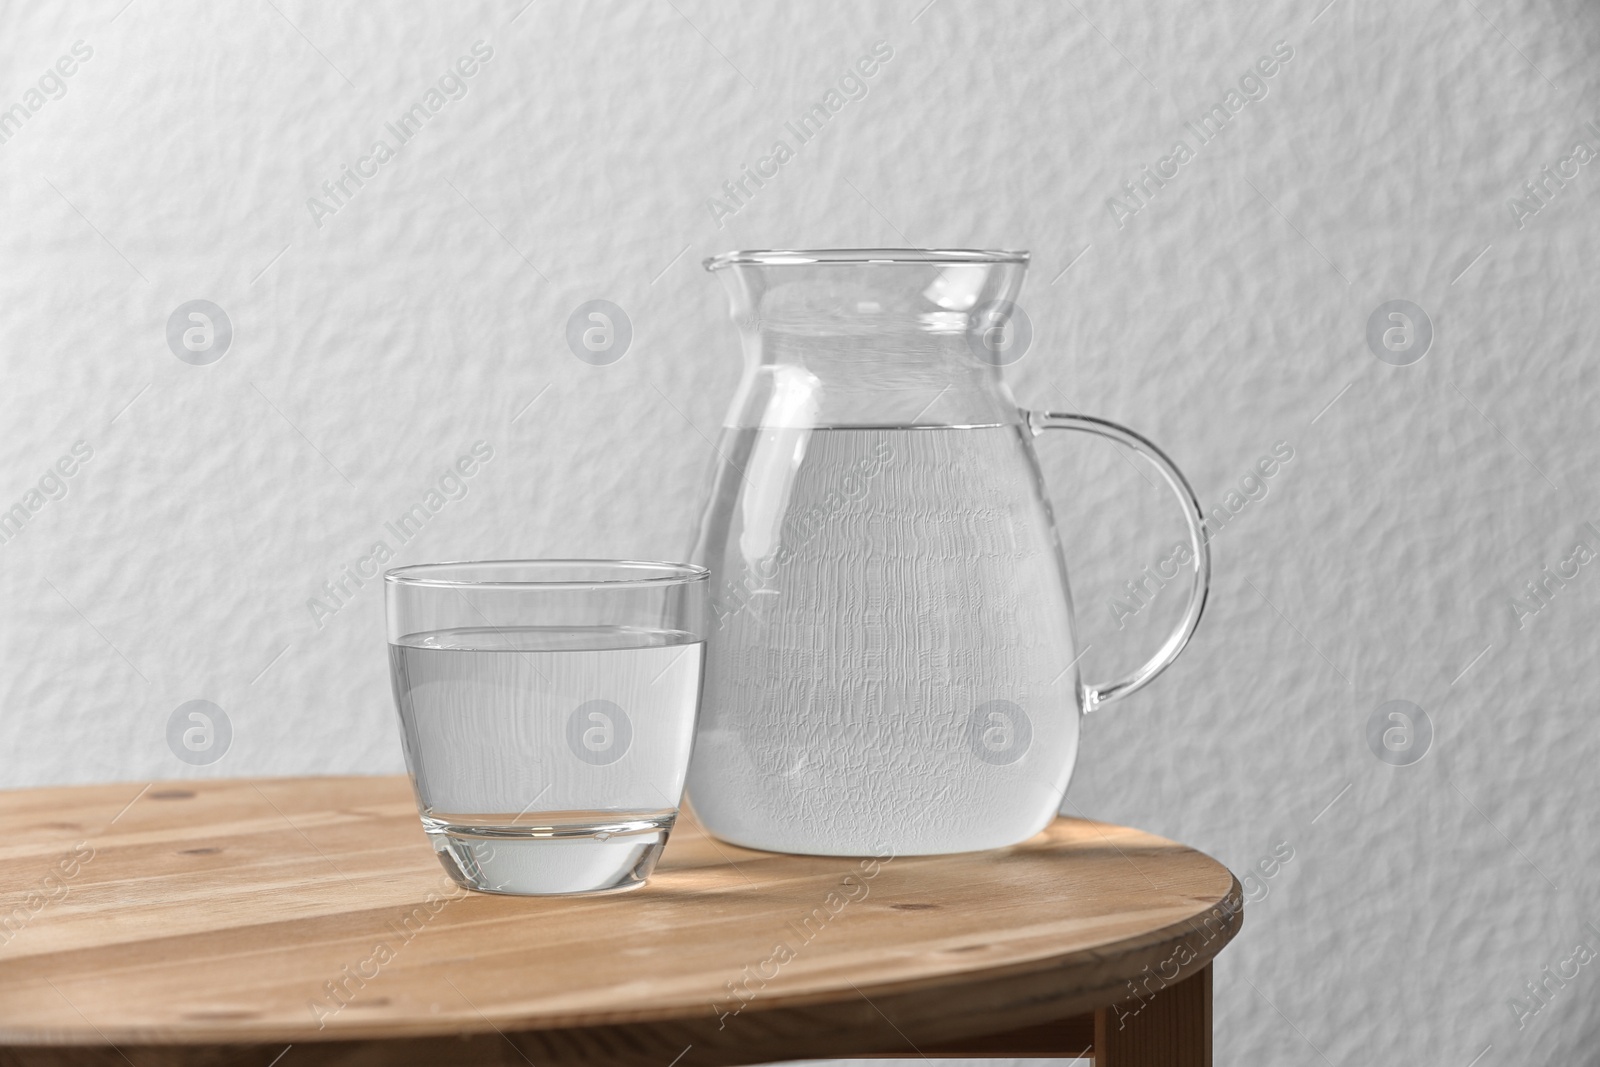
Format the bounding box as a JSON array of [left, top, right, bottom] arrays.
[[686, 249, 1210, 856]]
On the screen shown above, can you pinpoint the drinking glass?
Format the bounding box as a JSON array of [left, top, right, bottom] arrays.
[[384, 560, 708, 895]]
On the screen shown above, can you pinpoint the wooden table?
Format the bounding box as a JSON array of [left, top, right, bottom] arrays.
[[0, 776, 1242, 1066]]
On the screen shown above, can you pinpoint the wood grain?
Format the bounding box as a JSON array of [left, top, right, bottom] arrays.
[[0, 776, 1241, 1065], [1096, 965, 1212, 1066]]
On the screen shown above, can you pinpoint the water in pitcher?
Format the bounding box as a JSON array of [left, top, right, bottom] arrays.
[[389, 626, 703, 890], [687, 424, 1082, 856]]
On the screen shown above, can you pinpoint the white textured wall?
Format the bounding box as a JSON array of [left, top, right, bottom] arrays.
[[3, 0, 1598, 1062]]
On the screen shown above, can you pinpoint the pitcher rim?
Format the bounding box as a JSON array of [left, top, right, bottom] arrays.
[[703, 248, 1030, 271]]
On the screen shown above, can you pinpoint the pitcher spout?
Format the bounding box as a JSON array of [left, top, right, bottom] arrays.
[[703, 249, 1031, 429]]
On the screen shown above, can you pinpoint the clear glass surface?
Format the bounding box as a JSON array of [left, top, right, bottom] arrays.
[[385, 560, 708, 895], [687, 250, 1210, 856]]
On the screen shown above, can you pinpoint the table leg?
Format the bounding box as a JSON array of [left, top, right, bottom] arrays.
[[1093, 964, 1211, 1067]]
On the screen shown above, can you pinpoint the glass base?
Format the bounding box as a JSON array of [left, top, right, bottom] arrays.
[[424, 811, 676, 896]]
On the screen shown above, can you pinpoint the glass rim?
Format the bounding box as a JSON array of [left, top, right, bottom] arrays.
[[383, 559, 709, 590], [703, 248, 1031, 271]]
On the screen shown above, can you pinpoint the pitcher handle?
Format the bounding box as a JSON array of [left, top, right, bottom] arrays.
[[1026, 410, 1211, 712]]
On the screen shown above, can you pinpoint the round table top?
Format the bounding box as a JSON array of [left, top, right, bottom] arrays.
[[0, 776, 1241, 1064]]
